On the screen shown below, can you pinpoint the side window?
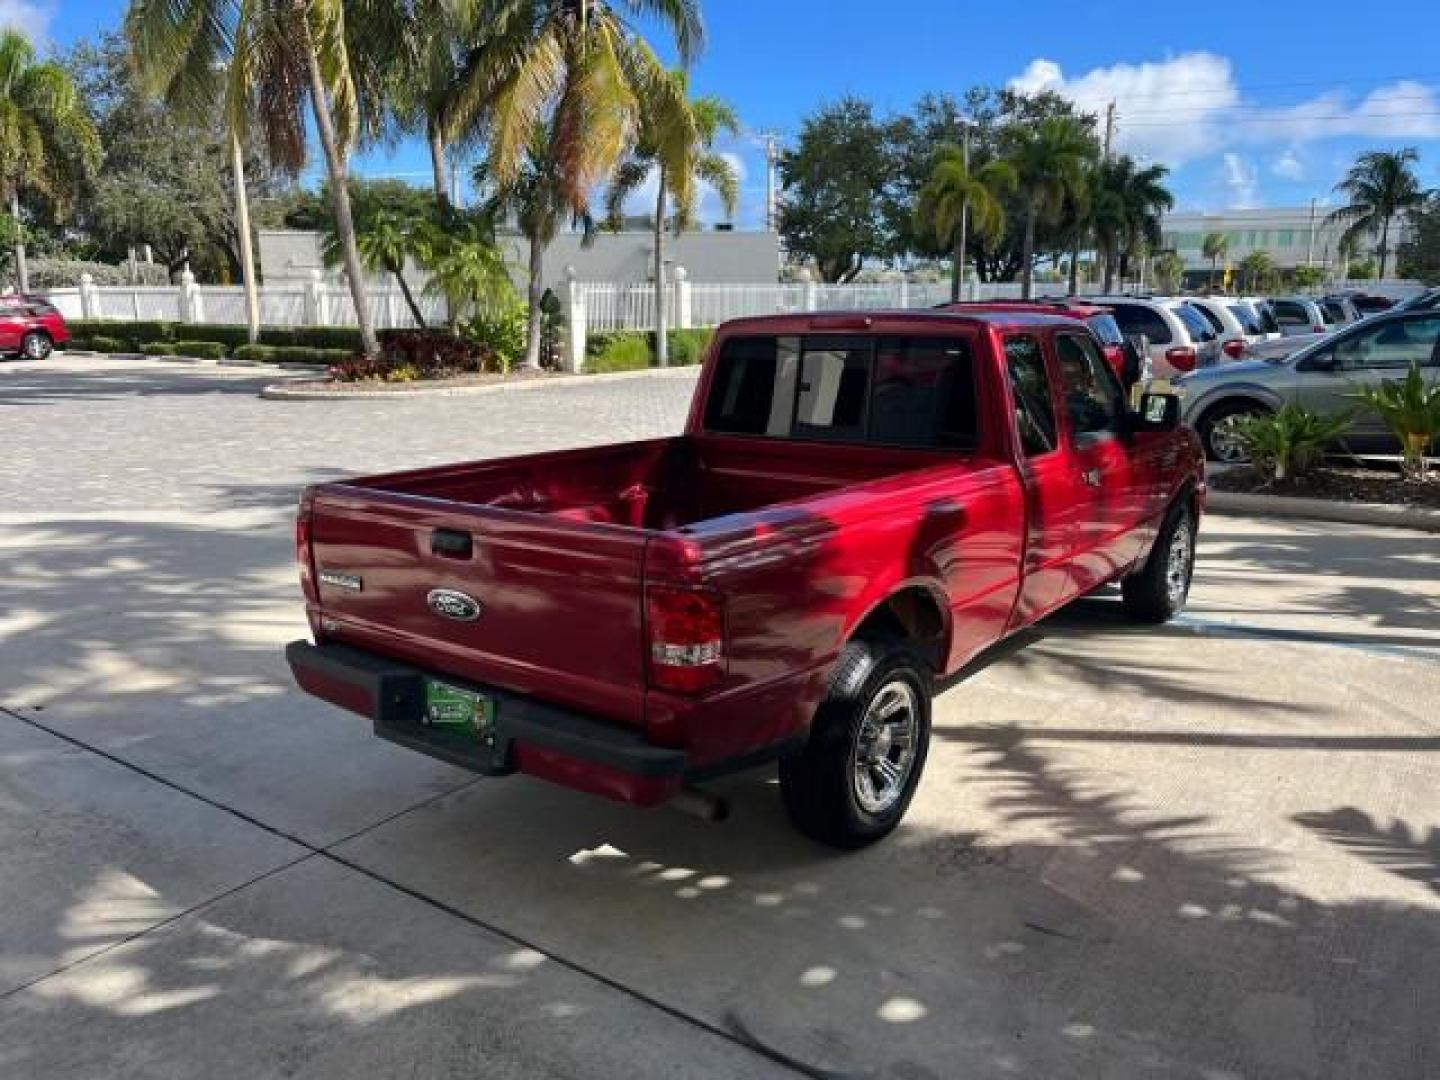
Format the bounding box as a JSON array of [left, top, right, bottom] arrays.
[[1192, 303, 1226, 334], [1056, 334, 1126, 438], [1004, 335, 1057, 457], [1335, 316, 1440, 371], [704, 336, 780, 434], [1109, 304, 1172, 346], [1273, 300, 1308, 326]]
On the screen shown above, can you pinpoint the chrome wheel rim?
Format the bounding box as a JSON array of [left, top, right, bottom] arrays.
[[851, 679, 919, 815], [23, 336, 47, 359], [1166, 518, 1193, 606], [1208, 415, 1250, 462]]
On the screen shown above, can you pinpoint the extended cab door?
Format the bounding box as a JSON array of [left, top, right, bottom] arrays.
[[1003, 332, 1074, 626], [1052, 331, 1146, 594]]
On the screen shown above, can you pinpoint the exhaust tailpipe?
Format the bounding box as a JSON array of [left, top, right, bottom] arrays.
[[670, 787, 730, 823]]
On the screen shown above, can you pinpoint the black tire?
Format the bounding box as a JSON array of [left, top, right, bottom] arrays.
[[779, 637, 932, 849], [1196, 399, 1269, 463], [21, 331, 53, 360], [1122, 502, 1196, 623]]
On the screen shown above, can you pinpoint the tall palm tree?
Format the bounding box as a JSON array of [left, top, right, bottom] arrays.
[[0, 29, 101, 293], [444, 0, 704, 215], [1090, 155, 1172, 293], [914, 143, 1016, 302], [476, 125, 595, 369], [605, 76, 738, 367], [323, 208, 427, 327], [1202, 231, 1228, 290], [1328, 148, 1429, 280], [126, 0, 406, 357], [1009, 117, 1096, 299]]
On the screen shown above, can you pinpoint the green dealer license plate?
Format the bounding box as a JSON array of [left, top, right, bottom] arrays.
[[423, 681, 495, 742]]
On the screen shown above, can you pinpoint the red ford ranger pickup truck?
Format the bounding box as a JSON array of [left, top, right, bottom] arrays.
[[287, 311, 1204, 847]]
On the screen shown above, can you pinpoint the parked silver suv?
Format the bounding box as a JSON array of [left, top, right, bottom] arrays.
[[1175, 310, 1440, 461]]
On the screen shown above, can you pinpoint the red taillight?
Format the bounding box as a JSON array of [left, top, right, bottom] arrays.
[[297, 511, 317, 603], [646, 585, 724, 693], [1223, 339, 1245, 359], [1312, 324, 1326, 334], [1165, 346, 1197, 372]]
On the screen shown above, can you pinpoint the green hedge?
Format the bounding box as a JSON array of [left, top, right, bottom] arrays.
[[140, 342, 173, 356], [585, 328, 713, 373], [233, 344, 354, 365], [59, 320, 362, 356], [87, 335, 125, 353], [171, 340, 229, 359]]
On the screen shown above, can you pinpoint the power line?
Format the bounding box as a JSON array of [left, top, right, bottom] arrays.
[[1109, 92, 1440, 119], [1119, 109, 1440, 128], [1055, 70, 1440, 105]]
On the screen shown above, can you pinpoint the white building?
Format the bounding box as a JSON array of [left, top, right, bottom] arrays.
[[1160, 206, 1411, 277]]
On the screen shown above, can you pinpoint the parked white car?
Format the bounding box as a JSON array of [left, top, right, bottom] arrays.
[[1270, 296, 1331, 337], [1090, 295, 1224, 377], [1184, 297, 1257, 361]]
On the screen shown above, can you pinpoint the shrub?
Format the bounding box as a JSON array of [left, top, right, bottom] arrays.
[[1348, 360, 1440, 478], [233, 344, 277, 362], [1236, 406, 1353, 482], [587, 331, 652, 373], [141, 342, 175, 356], [464, 302, 527, 372], [667, 328, 714, 366], [88, 335, 126, 353], [25, 258, 169, 289], [171, 340, 229, 360], [329, 330, 499, 382], [286, 326, 364, 352]]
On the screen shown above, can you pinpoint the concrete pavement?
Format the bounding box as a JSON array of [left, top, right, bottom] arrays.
[[3, 355, 1438, 1079]]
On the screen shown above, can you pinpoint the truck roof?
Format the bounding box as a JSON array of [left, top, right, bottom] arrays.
[[713, 309, 1088, 335]]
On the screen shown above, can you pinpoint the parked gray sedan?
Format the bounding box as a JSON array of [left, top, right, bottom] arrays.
[[1176, 309, 1440, 461]]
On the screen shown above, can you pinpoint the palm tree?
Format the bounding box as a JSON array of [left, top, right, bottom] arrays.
[[323, 209, 427, 327], [415, 212, 514, 324], [1090, 155, 1173, 293], [605, 76, 739, 367], [914, 143, 1016, 302], [0, 29, 101, 293], [476, 126, 595, 369], [126, 0, 406, 357], [1009, 117, 1096, 299], [1239, 250, 1275, 292], [1328, 148, 1429, 280], [1202, 231, 1229, 290], [444, 0, 704, 213]]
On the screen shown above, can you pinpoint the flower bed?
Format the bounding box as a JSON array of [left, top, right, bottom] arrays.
[[1210, 461, 1440, 510]]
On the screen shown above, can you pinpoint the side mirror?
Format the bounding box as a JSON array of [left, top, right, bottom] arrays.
[[1129, 392, 1181, 433]]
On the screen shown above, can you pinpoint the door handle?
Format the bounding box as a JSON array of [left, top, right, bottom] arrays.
[[430, 529, 473, 559], [1082, 468, 1103, 488]]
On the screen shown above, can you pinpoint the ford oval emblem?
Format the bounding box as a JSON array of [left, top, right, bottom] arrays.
[[427, 589, 482, 622]]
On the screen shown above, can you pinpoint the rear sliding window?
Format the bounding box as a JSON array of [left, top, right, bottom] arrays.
[[704, 334, 979, 449]]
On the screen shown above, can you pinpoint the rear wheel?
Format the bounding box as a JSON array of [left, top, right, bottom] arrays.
[[1122, 504, 1196, 623], [1197, 400, 1268, 463], [21, 331, 53, 360], [779, 638, 932, 849]]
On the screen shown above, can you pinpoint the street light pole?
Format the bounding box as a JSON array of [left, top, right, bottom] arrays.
[[1306, 197, 1318, 269], [230, 129, 261, 345], [953, 121, 971, 303]]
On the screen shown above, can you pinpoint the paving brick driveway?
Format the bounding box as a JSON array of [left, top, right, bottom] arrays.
[[3, 355, 1439, 1079]]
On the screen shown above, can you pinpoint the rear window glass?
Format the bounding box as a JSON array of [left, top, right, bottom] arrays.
[[1190, 303, 1226, 334], [1252, 301, 1281, 333], [1228, 303, 1263, 334], [704, 334, 979, 449], [1108, 304, 1172, 346], [1084, 313, 1124, 346], [1273, 300, 1308, 324], [1173, 303, 1216, 342], [1321, 300, 1347, 322]]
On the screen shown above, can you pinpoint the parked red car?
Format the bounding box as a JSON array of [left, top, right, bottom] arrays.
[[288, 311, 1204, 847], [0, 295, 69, 359], [941, 299, 1135, 382]]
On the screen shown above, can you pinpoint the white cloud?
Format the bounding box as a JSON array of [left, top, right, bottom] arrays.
[[1271, 149, 1305, 181], [0, 0, 53, 40], [1222, 153, 1258, 208], [1007, 53, 1440, 169]]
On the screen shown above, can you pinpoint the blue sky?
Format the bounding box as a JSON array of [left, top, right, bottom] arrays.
[[8, 0, 1440, 228]]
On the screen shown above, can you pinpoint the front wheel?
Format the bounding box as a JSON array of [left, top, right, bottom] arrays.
[[21, 332, 53, 360], [779, 639, 932, 849], [1197, 400, 1267, 463], [1122, 505, 1196, 623]]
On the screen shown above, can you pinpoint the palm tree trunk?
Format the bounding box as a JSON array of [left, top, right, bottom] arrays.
[[10, 191, 28, 294], [293, 1, 377, 358], [230, 131, 261, 345], [1208, 256, 1216, 290], [654, 169, 668, 369], [523, 233, 544, 370], [427, 121, 450, 212], [1067, 237, 1080, 296], [1377, 215, 1390, 280], [950, 228, 963, 303], [389, 263, 426, 328], [1102, 243, 1115, 293], [1020, 203, 1037, 300]]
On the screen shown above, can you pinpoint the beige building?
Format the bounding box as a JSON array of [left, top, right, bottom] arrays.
[[1161, 206, 1410, 276]]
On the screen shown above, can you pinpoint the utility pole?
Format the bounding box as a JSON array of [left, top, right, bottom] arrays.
[[1103, 101, 1116, 161], [450, 158, 462, 210], [766, 133, 777, 234], [954, 121, 971, 303], [1305, 197, 1318, 269]]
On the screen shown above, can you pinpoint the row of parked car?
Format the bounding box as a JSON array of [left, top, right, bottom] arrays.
[[949, 286, 1440, 463]]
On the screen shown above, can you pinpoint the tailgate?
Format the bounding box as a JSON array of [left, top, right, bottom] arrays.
[[306, 486, 650, 726]]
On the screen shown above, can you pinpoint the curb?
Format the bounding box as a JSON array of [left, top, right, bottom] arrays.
[[259, 364, 700, 401], [1207, 489, 1440, 533]]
